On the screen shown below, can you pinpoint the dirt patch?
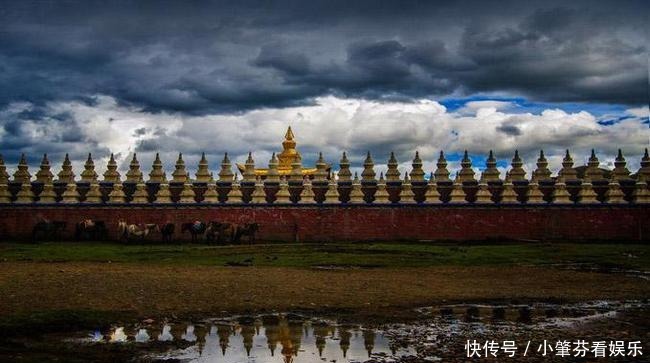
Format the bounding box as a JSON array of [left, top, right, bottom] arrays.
[[1, 262, 649, 322]]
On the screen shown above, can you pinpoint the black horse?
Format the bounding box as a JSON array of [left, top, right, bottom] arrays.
[[75, 220, 108, 241], [160, 223, 175, 243], [32, 221, 66, 242], [181, 221, 206, 243], [234, 223, 259, 244]]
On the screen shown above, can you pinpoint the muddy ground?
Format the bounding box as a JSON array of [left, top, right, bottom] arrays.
[[0, 242, 648, 362], [1, 262, 648, 319]]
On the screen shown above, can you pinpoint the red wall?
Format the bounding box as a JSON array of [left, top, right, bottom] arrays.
[[0, 205, 648, 242]]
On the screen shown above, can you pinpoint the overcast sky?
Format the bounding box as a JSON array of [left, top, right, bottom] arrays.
[[0, 0, 648, 178]]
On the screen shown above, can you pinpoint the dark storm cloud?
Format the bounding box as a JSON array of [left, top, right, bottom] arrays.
[[0, 0, 646, 117], [496, 124, 522, 136]]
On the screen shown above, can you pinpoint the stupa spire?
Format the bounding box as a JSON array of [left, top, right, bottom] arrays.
[[361, 151, 376, 182], [290, 153, 303, 182], [251, 176, 267, 204], [410, 151, 425, 182], [195, 152, 212, 182], [508, 150, 526, 181], [12, 153, 31, 184], [172, 153, 188, 183], [423, 172, 441, 204], [348, 172, 365, 203], [557, 149, 577, 182], [584, 149, 603, 181], [338, 152, 352, 182], [56, 153, 75, 184], [532, 150, 551, 182], [80, 153, 98, 182], [226, 173, 243, 203], [0, 155, 9, 184], [638, 148, 650, 181], [434, 150, 450, 182], [399, 172, 415, 203], [218, 152, 234, 182], [274, 176, 291, 203], [277, 126, 299, 168], [266, 152, 280, 183], [314, 152, 328, 182], [103, 153, 121, 183], [386, 152, 400, 182], [611, 149, 630, 181], [242, 152, 256, 182], [458, 150, 475, 182], [480, 150, 500, 182], [148, 153, 167, 183], [36, 154, 54, 183], [373, 172, 390, 204], [125, 153, 143, 182]]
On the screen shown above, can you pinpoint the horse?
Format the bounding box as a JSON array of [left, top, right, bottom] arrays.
[[181, 221, 206, 243], [75, 219, 108, 241], [204, 221, 221, 244], [203, 221, 234, 244], [32, 220, 66, 242], [117, 220, 160, 242], [160, 222, 175, 243], [233, 223, 259, 244]]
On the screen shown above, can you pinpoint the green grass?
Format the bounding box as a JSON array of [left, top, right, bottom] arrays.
[[0, 241, 648, 270]]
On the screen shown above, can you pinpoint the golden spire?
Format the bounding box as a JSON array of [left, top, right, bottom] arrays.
[[285, 126, 294, 139], [278, 126, 299, 168]]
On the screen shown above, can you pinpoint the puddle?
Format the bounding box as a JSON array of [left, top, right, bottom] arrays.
[[64, 301, 648, 362]]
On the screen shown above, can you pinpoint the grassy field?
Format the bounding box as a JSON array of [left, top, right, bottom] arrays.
[[1, 241, 648, 270]]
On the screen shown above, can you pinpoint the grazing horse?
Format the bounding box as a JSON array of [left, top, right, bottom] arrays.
[[204, 221, 235, 244], [32, 220, 66, 242], [75, 219, 108, 241], [181, 221, 206, 243], [217, 222, 237, 244], [117, 220, 160, 242], [204, 221, 221, 244], [160, 222, 175, 243], [234, 223, 259, 244]]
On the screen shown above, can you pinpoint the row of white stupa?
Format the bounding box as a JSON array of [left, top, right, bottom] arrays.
[[1, 149, 649, 204], [3, 148, 650, 184]]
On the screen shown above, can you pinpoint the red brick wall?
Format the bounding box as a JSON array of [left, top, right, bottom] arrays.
[[0, 205, 647, 242]]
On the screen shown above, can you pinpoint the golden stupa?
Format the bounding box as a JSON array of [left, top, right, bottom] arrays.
[[236, 126, 324, 178]]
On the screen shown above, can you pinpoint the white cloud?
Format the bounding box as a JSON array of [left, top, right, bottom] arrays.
[[1, 95, 648, 179]]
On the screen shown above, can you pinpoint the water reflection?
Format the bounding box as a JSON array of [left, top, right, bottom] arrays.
[[135, 328, 150, 343], [96, 315, 414, 363], [80, 301, 643, 362], [109, 327, 127, 343], [158, 325, 174, 342]]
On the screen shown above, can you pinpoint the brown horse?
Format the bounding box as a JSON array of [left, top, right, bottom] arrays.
[[181, 221, 206, 243], [75, 219, 108, 241], [233, 223, 259, 244], [160, 222, 175, 243]]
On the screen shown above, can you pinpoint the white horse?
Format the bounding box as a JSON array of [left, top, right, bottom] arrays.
[[118, 220, 160, 242]]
